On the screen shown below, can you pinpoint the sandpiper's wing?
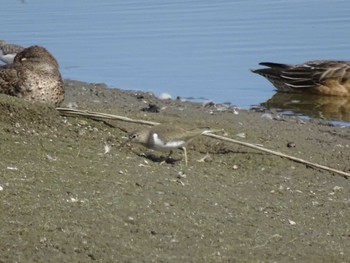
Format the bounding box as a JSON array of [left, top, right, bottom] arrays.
[[152, 125, 204, 143]]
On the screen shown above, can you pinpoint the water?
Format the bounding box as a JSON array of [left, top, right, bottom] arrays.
[[2, 0, 350, 124]]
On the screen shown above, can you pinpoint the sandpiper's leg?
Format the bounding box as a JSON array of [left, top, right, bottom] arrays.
[[160, 150, 173, 165], [181, 146, 188, 166]]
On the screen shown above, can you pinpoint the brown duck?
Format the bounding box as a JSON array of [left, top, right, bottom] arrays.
[[0, 45, 64, 106], [251, 61, 350, 96]]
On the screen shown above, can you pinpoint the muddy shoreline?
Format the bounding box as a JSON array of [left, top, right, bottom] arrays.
[[0, 80, 349, 262]]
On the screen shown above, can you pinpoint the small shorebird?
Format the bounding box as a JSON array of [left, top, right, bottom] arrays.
[[251, 61, 350, 96], [0, 45, 64, 106], [0, 40, 24, 64], [128, 124, 213, 166]]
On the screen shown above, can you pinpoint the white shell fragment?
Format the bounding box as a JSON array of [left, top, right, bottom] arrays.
[[159, 93, 172, 100]]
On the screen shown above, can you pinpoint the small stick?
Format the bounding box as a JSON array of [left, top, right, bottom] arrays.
[[56, 107, 160, 126], [203, 132, 350, 178]]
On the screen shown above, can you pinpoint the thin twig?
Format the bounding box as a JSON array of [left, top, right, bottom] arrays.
[[56, 107, 160, 126], [203, 132, 350, 178]]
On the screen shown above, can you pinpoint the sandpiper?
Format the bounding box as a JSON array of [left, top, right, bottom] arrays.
[[0, 45, 64, 106], [128, 124, 212, 166], [251, 61, 350, 96], [0, 40, 24, 64]]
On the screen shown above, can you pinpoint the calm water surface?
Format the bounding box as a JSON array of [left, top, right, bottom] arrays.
[[3, 0, 350, 123]]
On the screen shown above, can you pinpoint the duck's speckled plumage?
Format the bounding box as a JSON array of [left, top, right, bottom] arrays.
[[0, 45, 64, 106]]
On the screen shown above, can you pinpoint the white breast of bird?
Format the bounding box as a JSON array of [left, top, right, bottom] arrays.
[[152, 133, 186, 151]]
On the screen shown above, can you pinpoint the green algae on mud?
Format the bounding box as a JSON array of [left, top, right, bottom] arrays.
[[0, 81, 350, 262]]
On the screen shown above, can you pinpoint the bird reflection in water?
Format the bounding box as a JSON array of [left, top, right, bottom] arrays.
[[261, 92, 350, 123]]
